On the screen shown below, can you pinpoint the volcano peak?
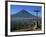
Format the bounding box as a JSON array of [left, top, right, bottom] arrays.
[[11, 9, 35, 17]]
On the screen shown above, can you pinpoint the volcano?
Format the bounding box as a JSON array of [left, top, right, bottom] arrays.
[[11, 9, 35, 18]]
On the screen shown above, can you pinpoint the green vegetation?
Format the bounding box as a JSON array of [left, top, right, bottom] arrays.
[[11, 19, 41, 32]]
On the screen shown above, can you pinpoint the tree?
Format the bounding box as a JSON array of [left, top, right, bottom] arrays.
[[34, 10, 40, 28]]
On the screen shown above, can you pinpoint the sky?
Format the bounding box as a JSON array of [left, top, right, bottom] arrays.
[[10, 5, 42, 16]]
